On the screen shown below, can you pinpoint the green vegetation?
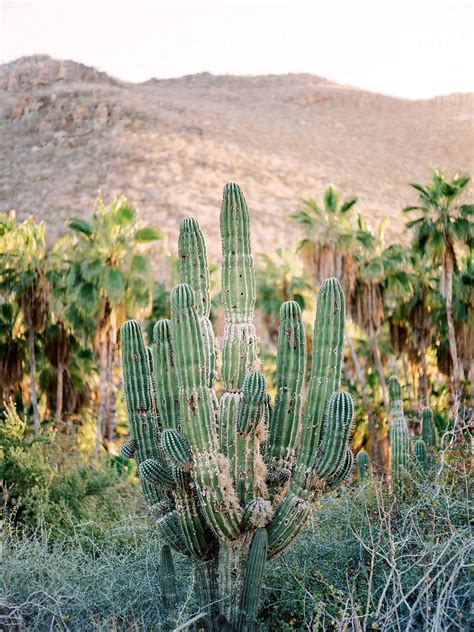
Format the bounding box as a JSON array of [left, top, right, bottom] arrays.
[[0, 170, 472, 629]]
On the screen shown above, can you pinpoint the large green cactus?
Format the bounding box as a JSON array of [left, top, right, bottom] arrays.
[[119, 183, 354, 630]]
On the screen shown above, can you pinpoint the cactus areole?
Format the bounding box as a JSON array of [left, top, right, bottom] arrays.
[[120, 183, 354, 630]]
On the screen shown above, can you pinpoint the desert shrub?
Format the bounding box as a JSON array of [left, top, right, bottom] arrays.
[[0, 403, 140, 538], [1, 519, 193, 631], [263, 456, 471, 631], [1, 448, 470, 631]]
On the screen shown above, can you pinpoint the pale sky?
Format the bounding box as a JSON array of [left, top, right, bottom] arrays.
[[1, 0, 473, 99]]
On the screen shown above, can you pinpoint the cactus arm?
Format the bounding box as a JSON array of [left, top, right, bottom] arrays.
[[266, 280, 347, 558], [139, 458, 176, 489], [298, 278, 345, 472], [315, 391, 354, 478], [156, 510, 189, 554], [178, 217, 217, 385], [120, 319, 163, 505], [171, 283, 242, 540], [152, 319, 181, 430], [266, 490, 312, 559], [220, 183, 258, 391], [178, 217, 211, 317], [161, 428, 193, 470], [160, 545, 178, 632], [119, 439, 136, 459], [232, 372, 268, 507], [237, 529, 268, 632], [326, 449, 354, 490], [266, 301, 306, 496]]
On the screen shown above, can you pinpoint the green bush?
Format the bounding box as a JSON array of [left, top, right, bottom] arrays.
[[2, 451, 470, 631], [263, 461, 471, 630], [1, 520, 193, 631], [0, 403, 140, 538]]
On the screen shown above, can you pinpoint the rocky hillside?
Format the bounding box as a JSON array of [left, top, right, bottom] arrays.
[[1, 55, 473, 260]]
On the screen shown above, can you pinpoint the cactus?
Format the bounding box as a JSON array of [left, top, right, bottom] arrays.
[[356, 449, 370, 481], [421, 406, 437, 447], [119, 183, 354, 630], [389, 376, 410, 478], [413, 438, 429, 471]]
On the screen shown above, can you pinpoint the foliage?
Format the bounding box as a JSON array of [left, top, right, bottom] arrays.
[[66, 195, 162, 332], [0, 402, 137, 537], [2, 454, 470, 631], [403, 170, 473, 260]]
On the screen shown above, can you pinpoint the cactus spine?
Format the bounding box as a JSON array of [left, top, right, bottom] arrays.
[[119, 183, 354, 630]]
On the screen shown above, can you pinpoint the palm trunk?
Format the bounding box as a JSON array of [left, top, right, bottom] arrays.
[[105, 325, 116, 440], [420, 346, 429, 407], [28, 327, 40, 436], [444, 255, 461, 404], [401, 351, 413, 404], [347, 334, 382, 467], [56, 363, 64, 425], [369, 326, 390, 421], [94, 336, 108, 464]]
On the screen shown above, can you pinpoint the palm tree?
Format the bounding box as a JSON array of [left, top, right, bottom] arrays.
[[66, 196, 161, 445], [406, 254, 438, 407], [292, 184, 358, 299], [454, 258, 474, 413], [291, 188, 387, 466], [0, 212, 50, 435], [404, 170, 473, 401], [0, 302, 25, 406], [256, 248, 311, 343], [351, 215, 411, 422]]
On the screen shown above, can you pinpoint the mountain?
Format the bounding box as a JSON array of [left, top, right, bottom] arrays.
[[1, 55, 473, 260]]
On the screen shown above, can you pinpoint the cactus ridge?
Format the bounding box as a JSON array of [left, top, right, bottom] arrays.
[[161, 428, 193, 470], [120, 439, 136, 460], [326, 448, 354, 490], [238, 371, 267, 433], [139, 458, 176, 489], [119, 183, 355, 629]]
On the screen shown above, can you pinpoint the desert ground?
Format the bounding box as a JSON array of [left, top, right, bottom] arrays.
[[1, 55, 473, 260]]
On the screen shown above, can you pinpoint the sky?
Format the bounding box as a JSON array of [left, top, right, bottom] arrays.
[[1, 0, 473, 99]]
